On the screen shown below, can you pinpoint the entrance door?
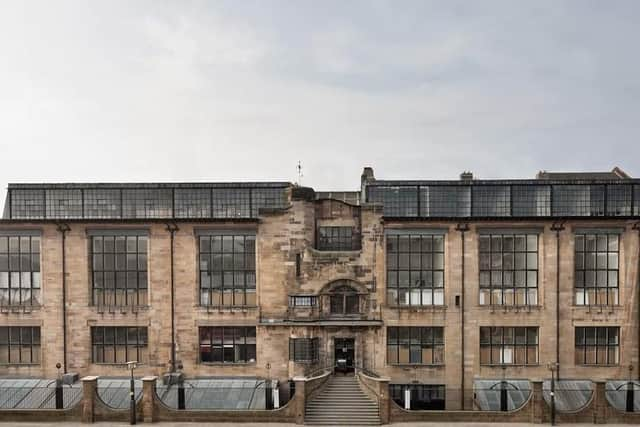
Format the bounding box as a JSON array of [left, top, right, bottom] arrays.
[[334, 338, 355, 373]]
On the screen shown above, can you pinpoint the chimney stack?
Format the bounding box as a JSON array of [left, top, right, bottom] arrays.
[[460, 171, 473, 181]]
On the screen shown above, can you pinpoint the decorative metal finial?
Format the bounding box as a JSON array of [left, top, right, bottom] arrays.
[[297, 161, 303, 186]]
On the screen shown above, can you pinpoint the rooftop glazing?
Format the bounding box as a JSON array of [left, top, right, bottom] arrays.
[[2, 183, 290, 220], [2, 168, 639, 220]]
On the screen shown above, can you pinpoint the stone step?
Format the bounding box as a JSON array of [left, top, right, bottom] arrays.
[[308, 400, 376, 406], [305, 419, 381, 425], [305, 375, 380, 426], [306, 406, 378, 411]]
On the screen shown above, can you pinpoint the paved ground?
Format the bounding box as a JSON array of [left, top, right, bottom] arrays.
[[0, 423, 635, 427]]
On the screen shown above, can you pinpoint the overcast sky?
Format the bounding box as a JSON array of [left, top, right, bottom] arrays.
[[1, 0, 639, 205]]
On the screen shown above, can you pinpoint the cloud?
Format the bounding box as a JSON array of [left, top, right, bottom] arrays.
[[0, 0, 639, 208]]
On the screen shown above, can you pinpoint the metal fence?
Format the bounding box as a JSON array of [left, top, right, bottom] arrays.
[[606, 380, 640, 412], [96, 379, 142, 410], [543, 380, 593, 412], [0, 380, 81, 410], [155, 378, 270, 410]]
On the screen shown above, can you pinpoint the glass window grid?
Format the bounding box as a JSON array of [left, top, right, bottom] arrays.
[[574, 234, 619, 306], [212, 189, 251, 218], [317, 226, 359, 251], [198, 234, 256, 307], [366, 184, 639, 218], [289, 338, 319, 362], [479, 234, 538, 306], [91, 326, 148, 364], [198, 326, 256, 363], [10, 190, 45, 219], [472, 186, 511, 217], [91, 235, 148, 307], [511, 186, 551, 216], [386, 234, 445, 307], [607, 185, 633, 216], [368, 186, 418, 217], [575, 327, 619, 365], [329, 284, 360, 315], [0, 326, 41, 365], [0, 236, 41, 306], [84, 189, 121, 219], [174, 189, 211, 218], [390, 384, 446, 410], [479, 326, 539, 365], [45, 189, 83, 219], [251, 188, 288, 217], [420, 186, 471, 217], [386, 327, 445, 365], [552, 185, 605, 216], [122, 189, 173, 219], [288, 296, 317, 307]]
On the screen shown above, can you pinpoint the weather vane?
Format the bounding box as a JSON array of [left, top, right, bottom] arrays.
[[297, 161, 303, 186]]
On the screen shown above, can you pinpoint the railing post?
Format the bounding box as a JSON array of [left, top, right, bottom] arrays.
[[594, 380, 607, 424], [55, 378, 64, 410], [265, 380, 274, 410], [530, 381, 544, 424], [293, 376, 306, 425], [141, 376, 157, 423], [81, 376, 98, 424]]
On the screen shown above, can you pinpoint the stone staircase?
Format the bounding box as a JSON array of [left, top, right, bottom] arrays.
[[305, 374, 380, 426]]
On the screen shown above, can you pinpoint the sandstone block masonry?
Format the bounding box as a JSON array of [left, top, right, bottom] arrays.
[[0, 169, 639, 414]]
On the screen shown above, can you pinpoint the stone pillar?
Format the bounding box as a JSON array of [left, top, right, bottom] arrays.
[[530, 381, 544, 424], [141, 376, 158, 423], [593, 380, 607, 424], [81, 376, 98, 424], [293, 377, 306, 425], [376, 377, 390, 425]]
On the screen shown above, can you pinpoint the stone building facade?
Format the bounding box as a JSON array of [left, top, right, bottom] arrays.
[[0, 167, 639, 410]]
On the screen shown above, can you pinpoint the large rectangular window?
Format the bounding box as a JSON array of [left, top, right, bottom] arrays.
[[390, 384, 445, 410], [91, 234, 148, 307], [0, 326, 41, 364], [480, 327, 538, 365], [574, 233, 619, 306], [387, 327, 444, 365], [45, 189, 83, 219], [479, 234, 538, 306], [575, 327, 619, 365], [511, 185, 551, 217], [199, 233, 256, 307], [199, 326, 256, 363], [420, 186, 471, 217], [289, 338, 319, 362], [91, 326, 148, 364], [212, 189, 251, 218], [472, 186, 511, 217], [174, 189, 211, 218], [122, 189, 172, 218], [0, 235, 41, 306], [84, 189, 121, 219], [317, 226, 359, 251], [368, 186, 418, 217], [552, 185, 605, 216], [9, 189, 45, 219], [386, 233, 444, 306]]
